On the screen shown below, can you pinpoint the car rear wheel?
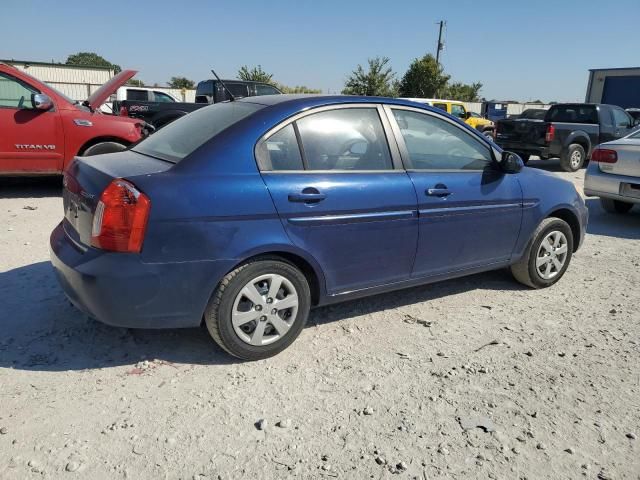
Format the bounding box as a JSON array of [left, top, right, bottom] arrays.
[[204, 258, 311, 360], [511, 217, 573, 289], [600, 198, 634, 214], [560, 144, 585, 172], [81, 141, 127, 156]]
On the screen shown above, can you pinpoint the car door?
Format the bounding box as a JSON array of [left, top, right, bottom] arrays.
[[611, 107, 635, 139], [384, 105, 522, 278], [257, 104, 419, 294], [0, 72, 63, 173]]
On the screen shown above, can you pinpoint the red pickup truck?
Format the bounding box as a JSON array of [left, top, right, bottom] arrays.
[[0, 63, 148, 175]]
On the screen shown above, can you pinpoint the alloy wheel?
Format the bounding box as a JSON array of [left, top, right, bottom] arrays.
[[231, 274, 299, 346], [535, 231, 568, 280]]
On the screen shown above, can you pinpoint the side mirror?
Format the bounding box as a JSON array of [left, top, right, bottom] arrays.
[[500, 151, 524, 174], [31, 93, 53, 111]]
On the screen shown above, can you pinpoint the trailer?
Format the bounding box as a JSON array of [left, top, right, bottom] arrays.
[[585, 67, 640, 108]]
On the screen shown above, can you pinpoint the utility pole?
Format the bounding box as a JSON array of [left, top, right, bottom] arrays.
[[435, 20, 445, 65]]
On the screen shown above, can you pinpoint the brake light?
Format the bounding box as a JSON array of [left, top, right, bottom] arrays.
[[545, 124, 555, 143], [91, 179, 150, 253], [591, 148, 618, 163]]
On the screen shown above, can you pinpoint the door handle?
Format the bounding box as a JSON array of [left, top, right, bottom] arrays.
[[288, 189, 327, 203], [426, 184, 452, 197]]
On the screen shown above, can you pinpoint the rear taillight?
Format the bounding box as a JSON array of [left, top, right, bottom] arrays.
[[591, 148, 618, 164], [91, 179, 150, 253], [545, 124, 555, 143]]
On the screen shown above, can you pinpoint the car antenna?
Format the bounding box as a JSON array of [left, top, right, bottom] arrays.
[[211, 69, 235, 101]]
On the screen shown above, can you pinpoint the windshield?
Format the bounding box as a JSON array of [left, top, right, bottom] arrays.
[[133, 101, 263, 163]]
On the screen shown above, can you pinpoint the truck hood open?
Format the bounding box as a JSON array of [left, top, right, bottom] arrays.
[[85, 69, 137, 110]]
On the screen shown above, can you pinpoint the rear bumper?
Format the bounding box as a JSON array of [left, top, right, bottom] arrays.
[[49, 221, 229, 329], [584, 163, 640, 204], [495, 141, 551, 158]]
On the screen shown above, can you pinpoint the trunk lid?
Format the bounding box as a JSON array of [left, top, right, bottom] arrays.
[[62, 150, 171, 246], [85, 69, 137, 110], [598, 138, 640, 178]]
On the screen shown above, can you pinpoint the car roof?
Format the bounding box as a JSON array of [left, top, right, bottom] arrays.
[[236, 94, 439, 110]]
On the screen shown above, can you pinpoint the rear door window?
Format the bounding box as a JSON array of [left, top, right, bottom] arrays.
[[260, 124, 304, 170], [296, 108, 393, 171], [154, 92, 175, 102], [433, 103, 448, 112], [126, 89, 150, 101], [255, 84, 281, 96]]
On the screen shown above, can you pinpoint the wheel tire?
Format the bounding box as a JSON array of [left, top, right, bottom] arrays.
[[82, 141, 127, 157], [204, 258, 311, 360], [559, 144, 585, 172], [511, 218, 574, 289], [600, 197, 634, 214]]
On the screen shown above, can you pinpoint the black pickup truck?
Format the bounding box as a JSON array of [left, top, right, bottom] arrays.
[[116, 79, 281, 129], [495, 103, 639, 171]]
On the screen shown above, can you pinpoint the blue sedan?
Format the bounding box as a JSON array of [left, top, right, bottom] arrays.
[[50, 95, 588, 360]]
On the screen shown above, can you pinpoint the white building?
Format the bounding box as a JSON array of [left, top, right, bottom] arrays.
[[1, 59, 195, 103]]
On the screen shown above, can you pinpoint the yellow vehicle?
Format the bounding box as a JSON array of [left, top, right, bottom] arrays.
[[403, 98, 495, 139]]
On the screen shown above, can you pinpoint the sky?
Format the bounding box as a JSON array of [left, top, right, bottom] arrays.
[[2, 0, 639, 102]]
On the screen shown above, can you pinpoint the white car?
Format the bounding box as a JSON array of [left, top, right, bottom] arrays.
[[100, 87, 179, 113], [584, 129, 640, 213]]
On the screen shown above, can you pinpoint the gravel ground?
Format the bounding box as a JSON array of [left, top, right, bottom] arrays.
[[0, 160, 638, 479]]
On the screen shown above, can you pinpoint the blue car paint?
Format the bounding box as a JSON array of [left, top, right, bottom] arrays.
[[50, 95, 588, 329]]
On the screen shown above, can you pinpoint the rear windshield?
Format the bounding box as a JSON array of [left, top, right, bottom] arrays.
[[545, 105, 598, 124], [133, 101, 263, 163], [520, 109, 547, 120]]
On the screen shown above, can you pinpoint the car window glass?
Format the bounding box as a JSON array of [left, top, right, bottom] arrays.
[[433, 103, 448, 112], [599, 106, 614, 128], [296, 108, 393, 171], [392, 109, 492, 170], [154, 92, 175, 102], [126, 89, 149, 101], [546, 105, 597, 123], [612, 108, 631, 128], [451, 104, 466, 118], [255, 84, 280, 96], [219, 83, 250, 101], [133, 102, 263, 163], [0, 73, 38, 108], [262, 124, 304, 171]]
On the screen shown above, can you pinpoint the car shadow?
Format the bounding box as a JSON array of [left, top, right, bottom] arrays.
[[0, 260, 523, 372], [525, 158, 565, 172], [585, 198, 640, 240], [0, 176, 62, 199]]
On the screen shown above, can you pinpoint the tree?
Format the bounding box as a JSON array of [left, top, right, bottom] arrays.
[[276, 84, 322, 94], [66, 52, 121, 73], [398, 54, 449, 98], [126, 79, 145, 87], [238, 65, 274, 83], [168, 76, 195, 89], [441, 81, 483, 102], [342, 57, 397, 97]]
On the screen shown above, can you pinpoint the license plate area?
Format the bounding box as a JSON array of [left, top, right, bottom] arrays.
[[621, 182, 640, 199]]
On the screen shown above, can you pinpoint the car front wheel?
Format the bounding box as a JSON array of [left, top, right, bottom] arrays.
[[511, 218, 574, 288], [204, 258, 311, 360]]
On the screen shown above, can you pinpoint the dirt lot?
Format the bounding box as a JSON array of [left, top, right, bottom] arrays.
[[0, 160, 638, 480]]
